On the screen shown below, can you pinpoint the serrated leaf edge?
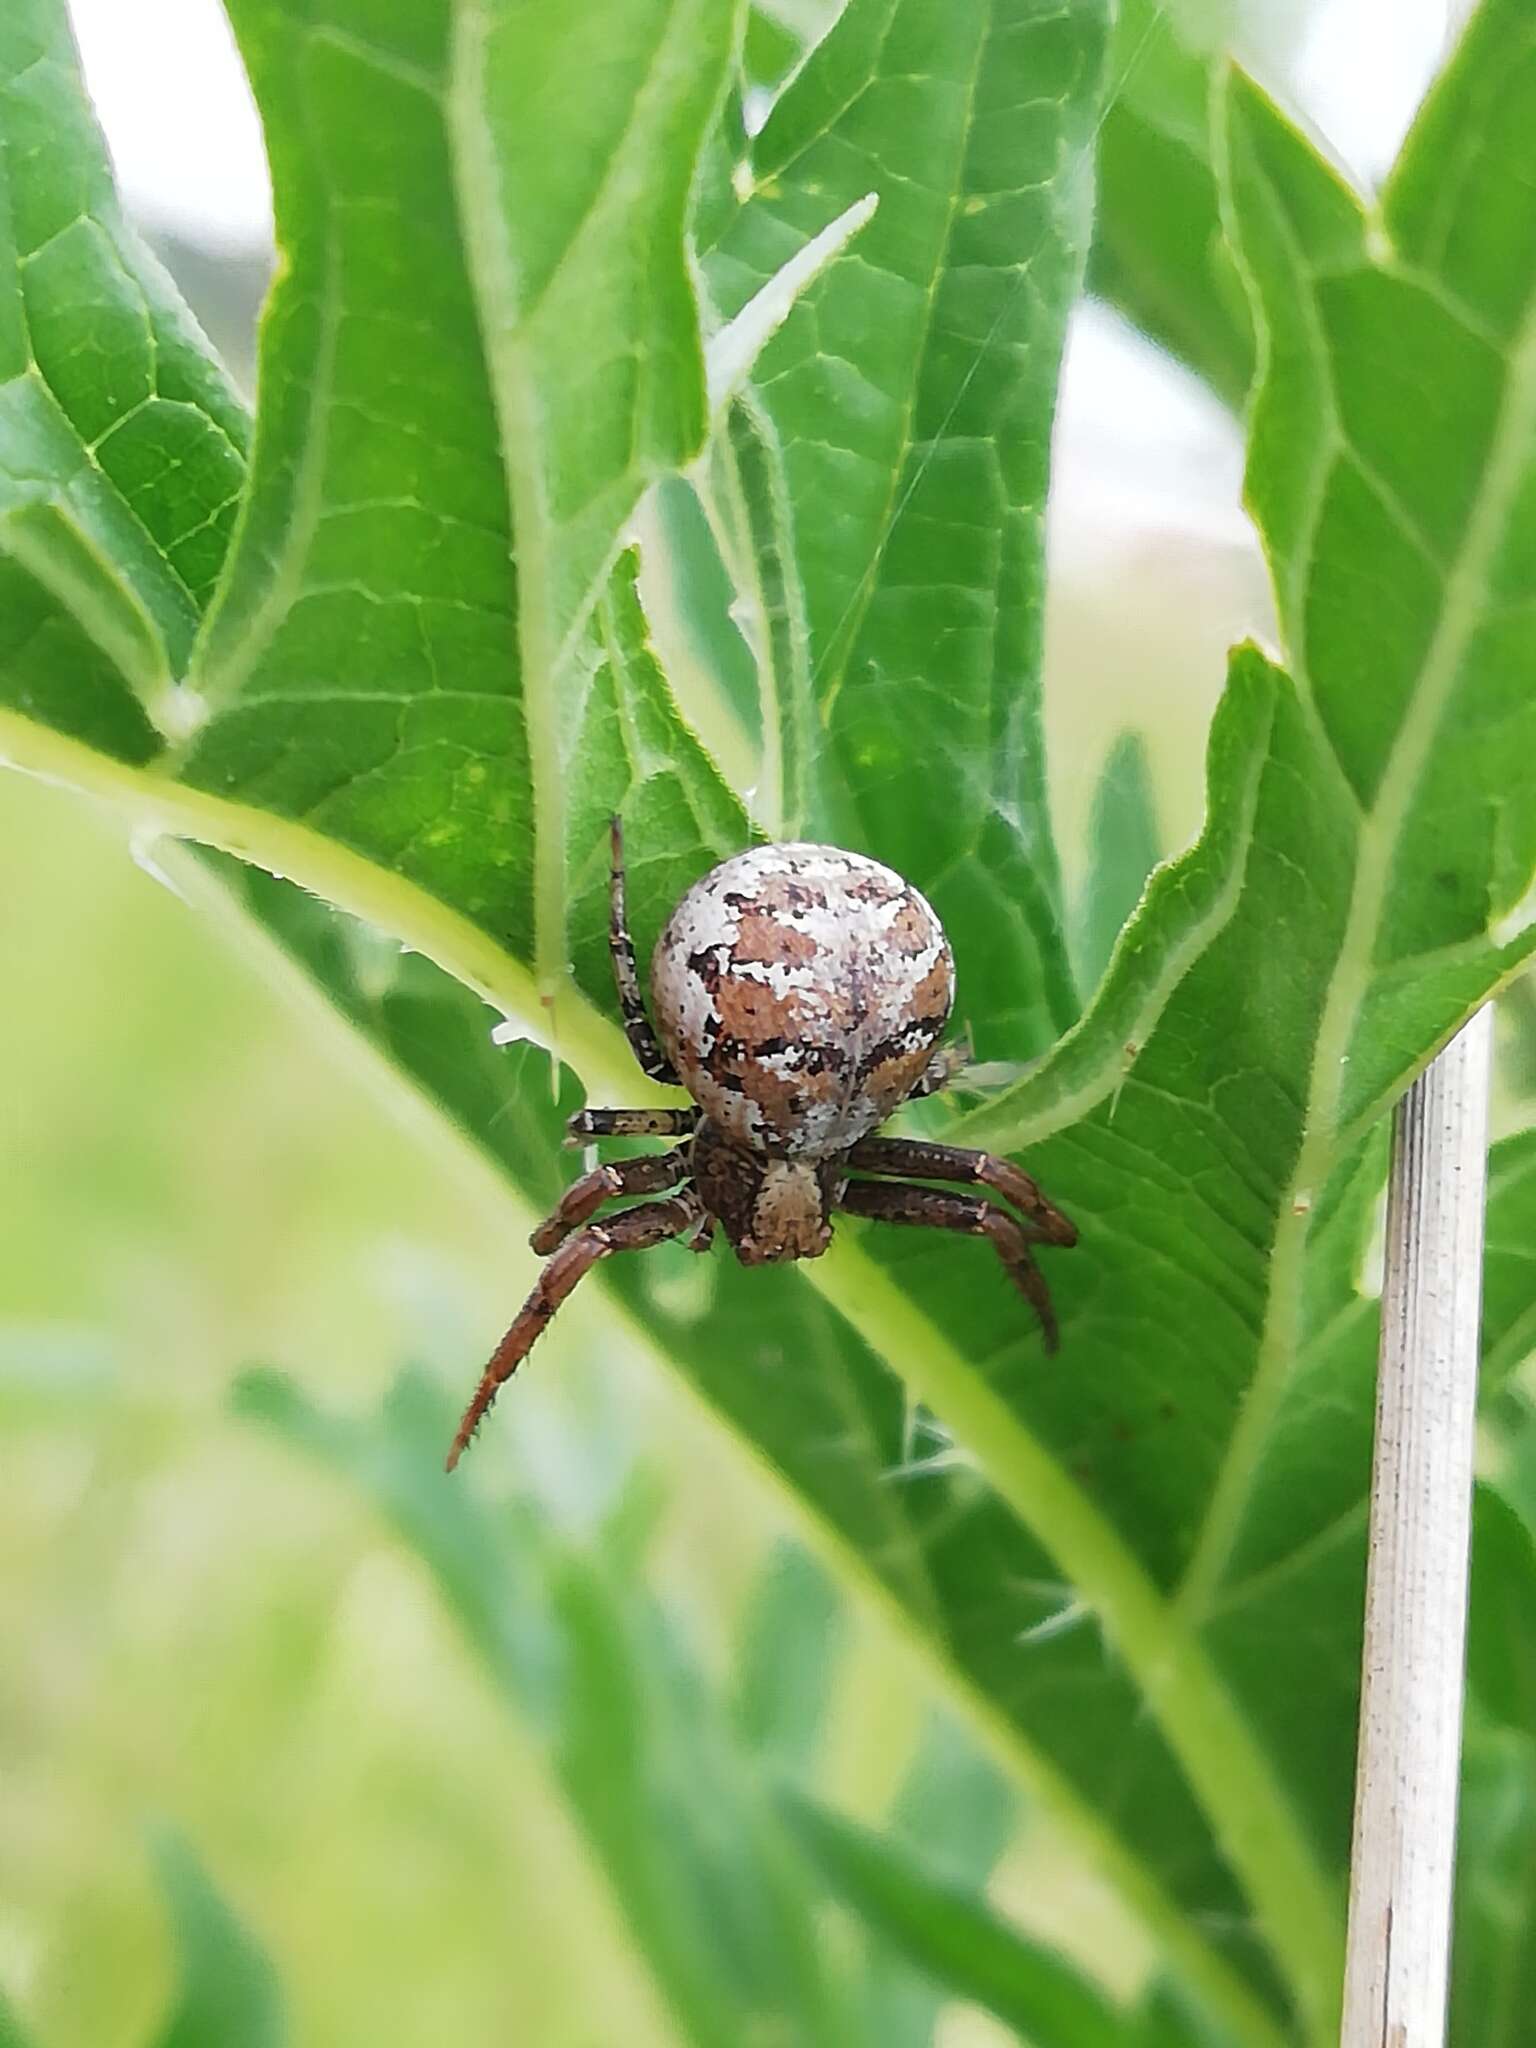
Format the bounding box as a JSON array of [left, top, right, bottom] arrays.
[[1175, 63, 1536, 1622]]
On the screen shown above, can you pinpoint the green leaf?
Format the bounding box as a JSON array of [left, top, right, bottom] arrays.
[[561, 554, 750, 1007], [1466, 1488, 1536, 1736], [9, 8, 1536, 2048], [703, 0, 1112, 1055], [858, 1717, 1018, 2048], [1450, 1486, 1536, 2047], [1126, 1978, 1234, 2048], [1493, 1383, 1536, 1538], [1143, 1118, 1536, 2045], [651, 474, 762, 754], [180, 0, 748, 1014], [1451, 1725, 1536, 2048], [783, 1788, 1124, 2047], [1484, 1128, 1536, 1390], [835, 38, 1536, 2030], [1089, 0, 1254, 408], [1081, 0, 1261, 411], [1153, 11, 1536, 1605], [707, 191, 880, 418], [148, 1831, 285, 2048], [202, 846, 1299, 2048], [887, 1715, 1017, 1895], [956, 649, 1271, 1152], [454, 1, 732, 654], [237, 1366, 855, 2048], [1087, 2, 1330, 412], [8, 87, 1296, 2048], [861, 24, 1536, 2032], [732, 1539, 844, 1774], [745, 0, 843, 93], [0, 2, 248, 756], [743, 8, 809, 95], [1500, 972, 1536, 1102], [0, 15, 1300, 2018], [1070, 729, 1162, 996], [0, 1988, 38, 2048]]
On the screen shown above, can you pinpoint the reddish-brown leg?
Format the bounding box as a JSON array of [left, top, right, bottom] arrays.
[[530, 1146, 692, 1254], [838, 1179, 1063, 1352], [845, 1135, 1077, 1247], [447, 1191, 703, 1470]]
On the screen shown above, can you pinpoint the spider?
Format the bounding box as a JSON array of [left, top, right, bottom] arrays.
[[446, 822, 1077, 1468]]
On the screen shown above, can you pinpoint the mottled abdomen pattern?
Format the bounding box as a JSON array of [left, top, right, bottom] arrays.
[[651, 843, 954, 1156]]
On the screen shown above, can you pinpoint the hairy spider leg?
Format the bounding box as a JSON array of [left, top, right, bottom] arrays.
[[447, 1190, 704, 1469], [837, 1180, 1063, 1352], [846, 1135, 1078, 1247], [565, 1106, 698, 1144], [608, 816, 680, 1083], [530, 1146, 692, 1254]]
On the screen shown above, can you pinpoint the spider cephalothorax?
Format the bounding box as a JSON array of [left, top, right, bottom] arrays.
[[446, 825, 1077, 1468]]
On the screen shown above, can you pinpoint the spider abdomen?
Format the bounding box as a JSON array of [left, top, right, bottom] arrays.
[[651, 843, 954, 1156]]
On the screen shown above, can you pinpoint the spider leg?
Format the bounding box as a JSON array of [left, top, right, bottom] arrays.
[[608, 816, 680, 1083], [686, 1214, 717, 1254], [447, 1190, 704, 1470], [907, 1032, 973, 1101], [838, 1179, 1062, 1353], [530, 1145, 692, 1254], [565, 1106, 698, 1145], [845, 1135, 1077, 1247]]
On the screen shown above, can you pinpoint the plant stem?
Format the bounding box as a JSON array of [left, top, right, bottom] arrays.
[[1340, 1005, 1493, 2047]]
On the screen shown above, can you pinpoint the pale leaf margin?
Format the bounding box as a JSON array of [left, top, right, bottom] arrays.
[[705, 192, 879, 418], [957, 644, 1274, 1155]]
